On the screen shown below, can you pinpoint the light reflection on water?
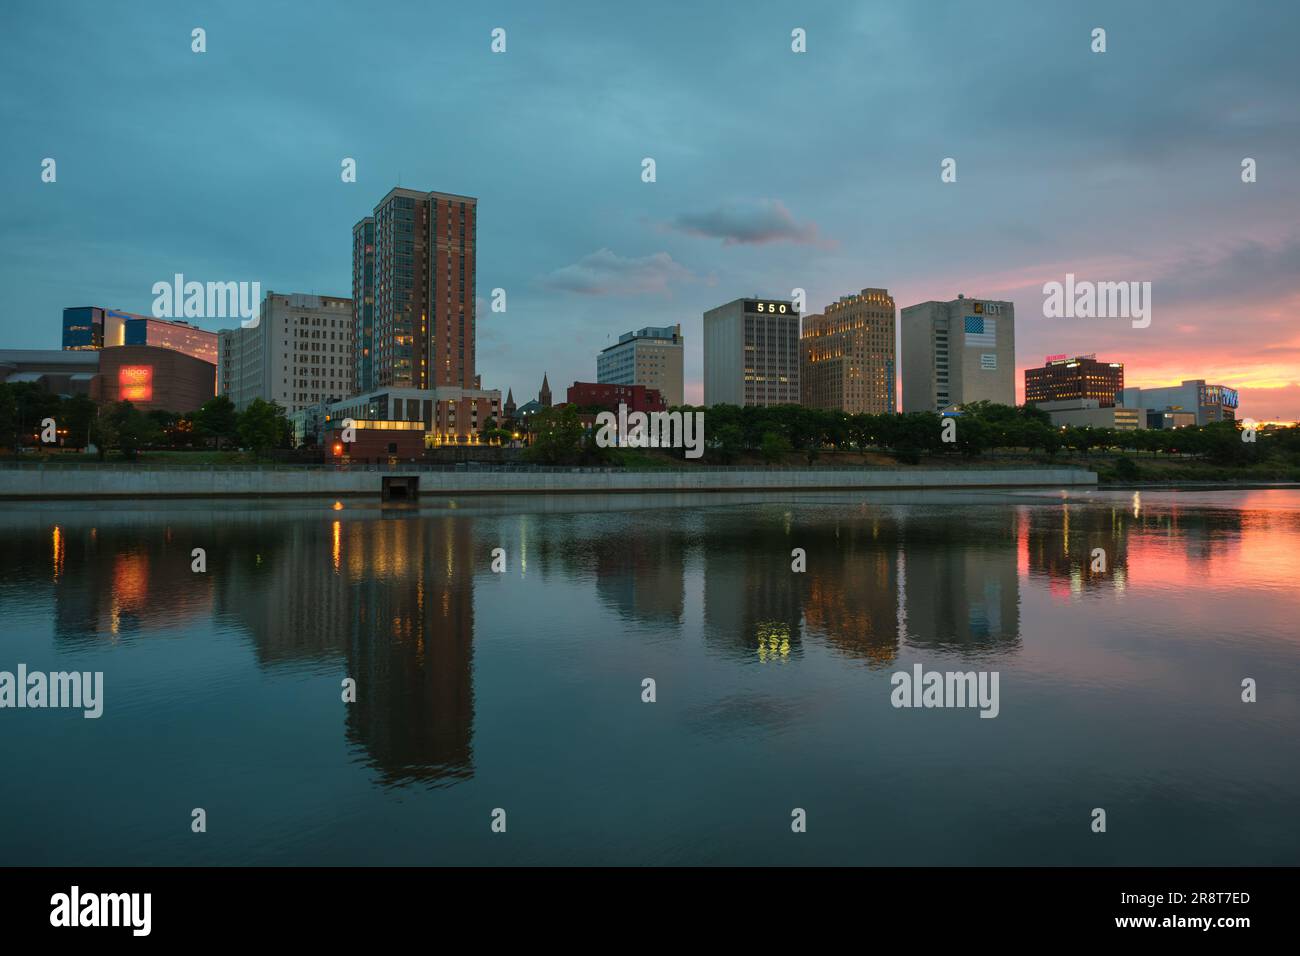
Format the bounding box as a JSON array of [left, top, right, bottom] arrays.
[[0, 488, 1297, 865]]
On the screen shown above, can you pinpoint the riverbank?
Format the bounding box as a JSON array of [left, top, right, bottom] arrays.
[[0, 464, 1097, 499]]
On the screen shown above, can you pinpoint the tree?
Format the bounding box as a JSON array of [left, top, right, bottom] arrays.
[[194, 395, 240, 450], [62, 393, 98, 449], [524, 405, 585, 464], [0, 385, 18, 450], [8, 382, 61, 447], [237, 398, 286, 456], [101, 401, 159, 460], [760, 431, 792, 463], [89, 405, 116, 460], [709, 423, 745, 463]]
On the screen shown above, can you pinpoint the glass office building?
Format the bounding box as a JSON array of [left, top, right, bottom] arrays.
[[62, 307, 217, 366]]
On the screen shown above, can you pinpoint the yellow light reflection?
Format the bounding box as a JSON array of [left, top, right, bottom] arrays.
[[756, 623, 791, 663], [52, 525, 64, 581]]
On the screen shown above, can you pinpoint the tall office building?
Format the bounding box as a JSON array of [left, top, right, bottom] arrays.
[[900, 295, 1015, 412], [800, 288, 896, 413], [218, 291, 353, 413], [1120, 380, 1238, 425], [703, 297, 800, 407], [352, 217, 376, 394], [1025, 354, 1124, 407], [353, 187, 476, 392], [597, 324, 684, 407], [63, 307, 218, 366]]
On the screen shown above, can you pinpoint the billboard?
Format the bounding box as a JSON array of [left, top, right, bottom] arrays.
[[1199, 384, 1239, 409], [119, 365, 154, 402]]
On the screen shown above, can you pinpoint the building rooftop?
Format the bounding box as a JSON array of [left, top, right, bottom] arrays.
[[0, 349, 101, 366]]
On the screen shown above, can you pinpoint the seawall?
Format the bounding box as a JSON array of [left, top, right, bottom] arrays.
[[0, 466, 1098, 499]]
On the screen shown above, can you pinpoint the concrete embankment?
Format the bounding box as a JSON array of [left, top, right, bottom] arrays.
[[0, 466, 1097, 499]]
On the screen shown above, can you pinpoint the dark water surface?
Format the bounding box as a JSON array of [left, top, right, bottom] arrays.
[[1, 488, 1297, 865]]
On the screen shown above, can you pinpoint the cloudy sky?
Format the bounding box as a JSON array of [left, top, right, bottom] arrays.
[[3, 0, 1298, 416]]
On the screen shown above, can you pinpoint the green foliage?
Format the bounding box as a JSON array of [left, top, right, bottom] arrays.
[[760, 431, 792, 462], [194, 394, 240, 449], [1113, 456, 1140, 481], [236, 398, 288, 456], [102, 401, 160, 460], [524, 405, 586, 464]]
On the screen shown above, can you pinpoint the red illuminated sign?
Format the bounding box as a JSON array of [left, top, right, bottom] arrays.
[[119, 365, 153, 402]]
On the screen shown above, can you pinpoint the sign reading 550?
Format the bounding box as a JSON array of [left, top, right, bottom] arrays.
[[745, 300, 794, 314]]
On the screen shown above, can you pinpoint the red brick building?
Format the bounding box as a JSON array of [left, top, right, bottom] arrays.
[[566, 381, 666, 414], [323, 420, 425, 461]]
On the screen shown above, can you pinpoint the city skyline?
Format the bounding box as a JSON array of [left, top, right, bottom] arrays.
[[3, 1, 1298, 418]]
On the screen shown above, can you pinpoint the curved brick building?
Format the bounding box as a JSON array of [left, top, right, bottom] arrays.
[[94, 345, 216, 413]]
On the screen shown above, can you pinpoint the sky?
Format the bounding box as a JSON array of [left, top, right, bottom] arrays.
[[2, 0, 1298, 417]]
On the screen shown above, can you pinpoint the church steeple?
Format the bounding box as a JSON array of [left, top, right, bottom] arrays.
[[539, 372, 552, 408]]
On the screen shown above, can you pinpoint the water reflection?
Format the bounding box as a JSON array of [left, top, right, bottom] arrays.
[[0, 494, 1288, 776], [1, 489, 1298, 865]]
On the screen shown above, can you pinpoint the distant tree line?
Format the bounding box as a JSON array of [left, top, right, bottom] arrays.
[[0, 384, 294, 460], [520, 398, 1300, 467]]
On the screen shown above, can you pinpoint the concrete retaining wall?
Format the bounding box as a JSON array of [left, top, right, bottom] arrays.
[[0, 467, 1097, 499]]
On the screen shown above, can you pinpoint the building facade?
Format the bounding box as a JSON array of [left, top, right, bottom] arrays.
[[0, 349, 100, 396], [1025, 354, 1123, 407], [703, 297, 800, 407], [800, 288, 896, 414], [323, 419, 425, 461], [1146, 409, 1197, 429], [597, 324, 684, 407], [1120, 380, 1238, 425], [63, 307, 217, 366], [94, 345, 216, 413], [352, 217, 376, 394], [566, 381, 667, 414], [326, 385, 501, 447], [1034, 399, 1142, 431], [355, 187, 477, 392], [218, 291, 354, 414], [900, 295, 1015, 412]]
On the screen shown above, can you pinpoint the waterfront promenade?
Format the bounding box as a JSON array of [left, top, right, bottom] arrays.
[[0, 463, 1097, 499]]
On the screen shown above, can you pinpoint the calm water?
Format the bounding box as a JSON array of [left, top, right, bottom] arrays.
[[1, 488, 1298, 866]]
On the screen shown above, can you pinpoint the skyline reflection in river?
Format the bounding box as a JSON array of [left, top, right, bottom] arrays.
[[1, 488, 1296, 865]]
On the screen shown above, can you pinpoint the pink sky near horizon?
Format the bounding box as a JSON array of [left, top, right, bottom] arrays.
[[917, 254, 1300, 422]]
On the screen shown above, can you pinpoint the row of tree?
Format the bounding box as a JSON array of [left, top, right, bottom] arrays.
[[0, 384, 294, 459], [520, 399, 1300, 466]]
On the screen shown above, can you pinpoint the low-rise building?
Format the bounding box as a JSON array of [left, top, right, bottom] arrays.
[[566, 381, 666, 414], [1120, 380, 1238, 425], [326, 385, 501, 447], [323, 419, 426, 461], [1035, 398, 1142, 431], [0, 349, 100, 396], [1146, 409, 1196, 430]]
